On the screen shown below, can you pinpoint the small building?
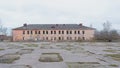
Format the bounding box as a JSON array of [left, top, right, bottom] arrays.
[[0, 35, 12, 41], [12, 24, 95, 42], [0, 35, 6, 41]]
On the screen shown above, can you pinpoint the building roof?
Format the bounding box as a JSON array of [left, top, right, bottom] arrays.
[[13, 24, 95, 30]]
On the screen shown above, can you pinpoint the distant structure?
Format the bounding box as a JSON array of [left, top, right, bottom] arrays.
[[12, 23, 95, 42]]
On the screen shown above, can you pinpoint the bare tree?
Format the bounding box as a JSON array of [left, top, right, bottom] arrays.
[[0, 19, 8, 35], [95, 21, 119, 42]]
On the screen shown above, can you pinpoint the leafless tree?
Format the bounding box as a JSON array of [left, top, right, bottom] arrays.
[[0, 19, 7, 35], [95, 21, 119, 42]]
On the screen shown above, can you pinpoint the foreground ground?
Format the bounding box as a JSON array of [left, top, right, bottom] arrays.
[[0, 42, 120, 68]]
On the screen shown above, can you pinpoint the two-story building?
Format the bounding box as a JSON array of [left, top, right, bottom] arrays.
[[12, 23, 95, 42]]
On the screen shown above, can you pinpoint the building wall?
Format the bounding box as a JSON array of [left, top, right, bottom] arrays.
[[12, 29, 95, 41]]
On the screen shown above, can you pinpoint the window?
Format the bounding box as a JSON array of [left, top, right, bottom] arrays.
[[23, 31, 25, 34], [46, 31, 48, 34], [78, 37, 81, 40], [46, 37, 48, 40], [54, 31, 56, 34], [35, 31, 37, 34], [38, 31, 40, 34], [75, 37, 77, 40], [59, 31, 61, 34], [31, 31, 33, 34], [66, 31, 69, 34], [67, 37, 69, 40], [51, 31, 53, 34], [27, 31, 29, 34], [70, 37, 72, 40], [54, 37, 56, 40], [74, 31, 76, 34], [82, 31, 85, 34], [43, 31, 45, 34], [82, 37, 85, 40], [78, 31, 79, 34], [59, 37, 61, 40], [70, 31, 72, 34], [62, 31, 64, 34], [23, 37, 24, 40]]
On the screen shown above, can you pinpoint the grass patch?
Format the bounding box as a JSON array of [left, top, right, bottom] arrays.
[[0, 54, 20, 63], [106, 54, 120, 61], [40, 45, 53, 49], [8, 45, 24, 49], [39, 53, 63, 62], [10, 65, 32, 68], [66, 62, 101, 68], [109, 64, 118, 67], [103, 50, 116, 53], [0, 48, 4, 51], [16, 49, 34, 55], [24, 44, 38, 47]]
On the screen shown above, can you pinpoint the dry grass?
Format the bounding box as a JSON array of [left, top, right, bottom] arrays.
[[0, 48, 4, 51], [109, 64, 118, 67], [24, 44, 38, 47], [10, 65, 32, 68], [103, 50, 116, 53], [39, 53, 63, 62], [0, 54, 20, 63], [16, 49, 34, 55], [106, 54, 120, 61]]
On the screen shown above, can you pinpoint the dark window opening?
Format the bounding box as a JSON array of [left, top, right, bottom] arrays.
[[70, 31, 72, 34], [43, 31, 45, 34], [66, 31, 69, 34], [51, 31, 53, 34], [74, 31, 76, 34], [35, 31, 37, 34], [38, 31, 40, 34], [46, 31, 48, 34], [70, 37, 72, 40], [59, 37, 61, 40], [82, 31, 85, 34], [78, 31, 79, 34], [23, 31, 25, 34], [27, 31, 29, 34], [46, 37, 48, 40], [62, 31, 64, 34], [54, 31, 56, 34], [59, 31, 61, 34], [82, 37, 85, 40], [31, 31, 33, 34], [23, 37, 24, 40]]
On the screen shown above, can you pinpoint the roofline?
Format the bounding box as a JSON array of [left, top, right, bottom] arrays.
[[12, 24, 96, 30]]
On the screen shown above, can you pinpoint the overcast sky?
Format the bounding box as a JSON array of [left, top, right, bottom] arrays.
[[0, 0, 120, 30]]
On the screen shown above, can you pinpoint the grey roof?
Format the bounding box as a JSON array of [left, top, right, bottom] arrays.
[[13, 24, 95, 30]]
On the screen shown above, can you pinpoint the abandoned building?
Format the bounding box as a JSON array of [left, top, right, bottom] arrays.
[[12, 24, 95, 41]]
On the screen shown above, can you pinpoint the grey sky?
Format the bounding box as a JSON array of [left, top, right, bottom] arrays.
[[0, 0, 120, 30]]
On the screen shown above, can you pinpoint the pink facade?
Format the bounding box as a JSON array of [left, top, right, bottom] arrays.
[[13, 30, 94, 42], [12, 24, 95, 41]]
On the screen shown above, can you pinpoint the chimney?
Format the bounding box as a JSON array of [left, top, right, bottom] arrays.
[[23, 23, 27, 27], [79, 23, 83, 26]]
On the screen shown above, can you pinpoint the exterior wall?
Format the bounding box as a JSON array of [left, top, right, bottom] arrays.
[[12, 29, 95, 42], [12, 30, 23, 41]]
